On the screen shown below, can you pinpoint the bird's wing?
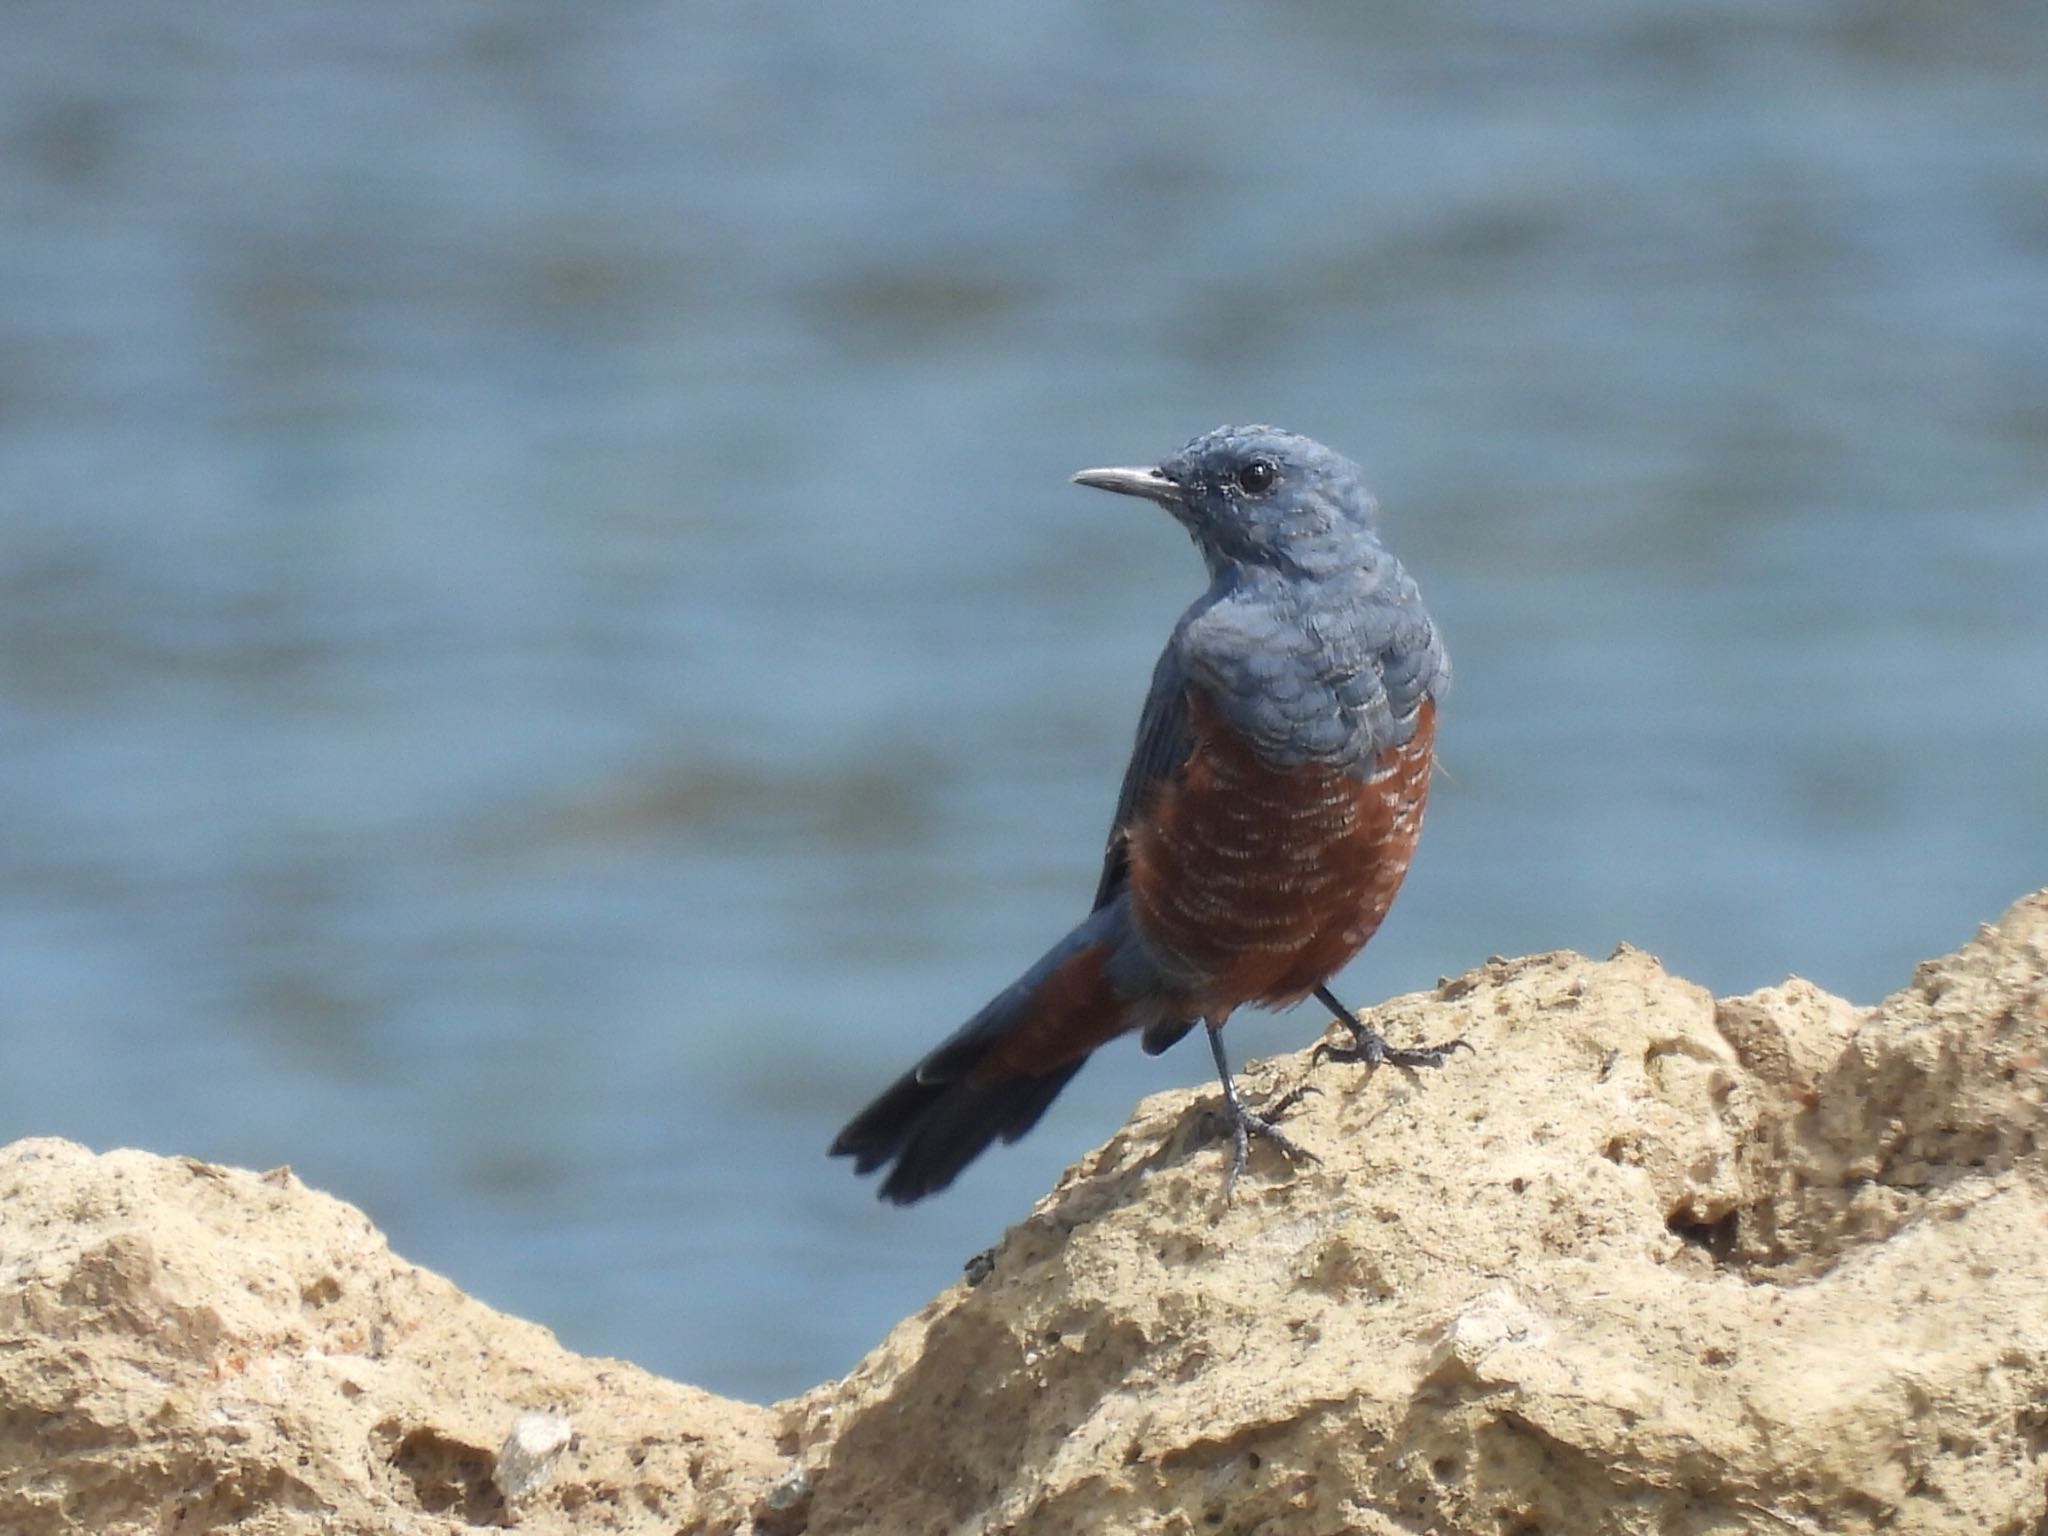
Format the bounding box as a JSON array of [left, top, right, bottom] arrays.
[[1091, 643, 1193, 911]]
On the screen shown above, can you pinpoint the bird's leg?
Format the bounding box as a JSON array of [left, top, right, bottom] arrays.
[[1206, 1024, 1318, 1199], [1313, 984, 1473, 1069]]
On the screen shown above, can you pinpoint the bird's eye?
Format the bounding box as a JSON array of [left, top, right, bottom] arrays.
[[1235, 459, 1277, 495]]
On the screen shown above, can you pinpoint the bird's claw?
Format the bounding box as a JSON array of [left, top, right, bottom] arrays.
[[1315, 1025, 1474, 1071], [1259, 1082, 1322, 1119], [1218, 1089, 1321, 1202]]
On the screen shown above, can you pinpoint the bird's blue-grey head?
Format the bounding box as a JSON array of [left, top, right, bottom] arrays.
[[1072, 425, 1381, 578]]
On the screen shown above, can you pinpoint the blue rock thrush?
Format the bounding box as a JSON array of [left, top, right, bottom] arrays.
[[831, 425, 1465, 1203]]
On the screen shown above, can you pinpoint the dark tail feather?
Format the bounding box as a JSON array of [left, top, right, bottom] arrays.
[[1140, 1017, 1198, 1055], [830, 1059, 1087, 1204], [830, 905, 1134, 1203]]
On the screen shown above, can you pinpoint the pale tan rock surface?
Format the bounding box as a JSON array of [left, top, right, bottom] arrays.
[[0, 1141, 785, 1535], [5, 890, 2046, 1534]]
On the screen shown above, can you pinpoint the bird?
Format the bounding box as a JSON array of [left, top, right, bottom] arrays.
[[830, 425, 1464, 1204]]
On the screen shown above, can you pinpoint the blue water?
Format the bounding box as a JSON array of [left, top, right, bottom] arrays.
[[2, 2, 2044, 1404]]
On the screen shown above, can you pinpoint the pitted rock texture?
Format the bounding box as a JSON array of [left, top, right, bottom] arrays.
[[0, 1141, 784, 1535], [6, 889, 2046, 1535]]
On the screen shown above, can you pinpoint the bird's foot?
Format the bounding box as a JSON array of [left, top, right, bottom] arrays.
[[1316, 1018, 1473, 1071], [1260, 1082, 1321, 1119], [1217, 1085, 1321, 1202]]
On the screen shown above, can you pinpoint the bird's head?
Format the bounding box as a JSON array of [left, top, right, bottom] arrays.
[[1072, 425, 1381, 577]]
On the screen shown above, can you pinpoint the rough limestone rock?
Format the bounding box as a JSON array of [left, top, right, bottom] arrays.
[[0, 1145, 785, 1534], [6, 891, 2047, 1535]]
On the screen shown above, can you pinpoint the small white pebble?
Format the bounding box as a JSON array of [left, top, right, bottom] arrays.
[[765, 1464, 812, 1511], [495, 1410, 575, 1507]]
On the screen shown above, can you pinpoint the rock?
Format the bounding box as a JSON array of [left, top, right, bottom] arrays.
[[6, 892, 2047, 1535], [0, 1141, 785, 1534]]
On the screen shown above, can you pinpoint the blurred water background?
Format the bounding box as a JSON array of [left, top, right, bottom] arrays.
[[2, 1, 2045, 1404]]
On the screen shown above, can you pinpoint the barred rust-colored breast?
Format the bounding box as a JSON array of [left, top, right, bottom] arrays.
[[1128, 693, 1437, 1016]]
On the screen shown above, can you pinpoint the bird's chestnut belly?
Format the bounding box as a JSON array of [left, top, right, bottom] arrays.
[[1127, 697, 1436, 1015]]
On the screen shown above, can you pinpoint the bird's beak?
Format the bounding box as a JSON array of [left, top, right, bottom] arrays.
[[1070, 464, 1183, 508]]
